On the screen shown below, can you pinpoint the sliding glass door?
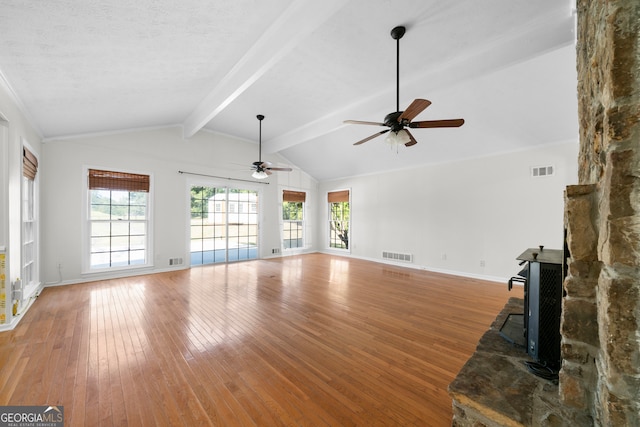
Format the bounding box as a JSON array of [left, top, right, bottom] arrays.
[[190, 186, 259, 265]]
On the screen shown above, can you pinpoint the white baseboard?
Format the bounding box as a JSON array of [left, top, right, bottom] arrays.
[[318, 250, 511, 285], [0, 284, 42, 332]]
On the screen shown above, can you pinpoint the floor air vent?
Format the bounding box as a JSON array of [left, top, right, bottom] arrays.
[[169, 257, 183, 266], [383, 251, 413, 263]]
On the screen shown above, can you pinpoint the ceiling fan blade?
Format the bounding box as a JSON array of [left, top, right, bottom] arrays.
[[409, 118, 465, 128], [344, 120, 387, 126], [353, 129, 390, 145], [404, 129, 418, 147], [266, 167, 293, 172], [398, 99, 431, 123]]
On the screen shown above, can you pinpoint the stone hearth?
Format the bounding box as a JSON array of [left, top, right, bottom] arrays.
[[449, 298, 591, 426]]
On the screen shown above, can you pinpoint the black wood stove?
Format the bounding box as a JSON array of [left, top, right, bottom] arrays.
[[502, 246, 565, 376]]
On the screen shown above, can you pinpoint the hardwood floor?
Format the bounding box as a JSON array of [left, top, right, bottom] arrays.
[[0, 253, 521, 426]]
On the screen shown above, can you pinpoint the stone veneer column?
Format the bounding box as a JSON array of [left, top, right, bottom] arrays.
[[564, 0, 640, 425]]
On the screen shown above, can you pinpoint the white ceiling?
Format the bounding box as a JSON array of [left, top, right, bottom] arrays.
[[0, 0, 578, 181]]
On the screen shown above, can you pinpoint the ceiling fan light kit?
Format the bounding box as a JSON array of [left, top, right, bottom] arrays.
[[385, 129, 411, 149], [252, 170, 269, 179], [250, 114, 292, 180], [344, 25, 464, 148]]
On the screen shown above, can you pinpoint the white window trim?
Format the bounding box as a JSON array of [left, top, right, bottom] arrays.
[[21, 139, 40, 298], [81, 166, 154, 275]]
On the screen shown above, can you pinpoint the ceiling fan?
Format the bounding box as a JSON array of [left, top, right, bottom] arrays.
[[251, 114, 292, 179], [344, 25, 464, 147]]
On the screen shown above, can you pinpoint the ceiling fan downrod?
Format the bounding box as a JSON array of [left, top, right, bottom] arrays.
[[391, 26, 405, 114], [257, 114, 264, 162]]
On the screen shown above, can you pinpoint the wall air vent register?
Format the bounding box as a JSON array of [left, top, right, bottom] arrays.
[[531, 165, 554, 177]]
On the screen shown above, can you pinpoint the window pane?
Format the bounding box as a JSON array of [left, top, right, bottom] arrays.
[[200, 225, 212, 239], [91, 236, 111, 252], [23, 222, 34, 241], [110, 191, 130, 204], [91, 222, 110, 237], [191, 224, 203, 239], [110, 205, 129, 220], [130, 222, 146, 235], [91, 190, 111, 204], [129, 193, 147, 206], [130, 250, 146, 264], [214, 224, 225, 237], [91, 253, 110, 269], [111, 221, 130, 235], [191, 239, 203, 252], [90, 204, 110, 220], [111, 251, 131, 266], [23, 241, 33, 260], [203, 250, 215, 264], [111, 236, 131, 251], [130, 235, 146, 250], [130, 205, 146, 220]]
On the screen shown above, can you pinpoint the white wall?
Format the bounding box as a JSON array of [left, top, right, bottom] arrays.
[[41, 126, 318, 285], [0, 79, 44, 329], [319, 141, 578, 281]]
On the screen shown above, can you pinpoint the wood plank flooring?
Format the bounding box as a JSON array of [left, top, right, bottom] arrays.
[[0, 253, 522, 426]]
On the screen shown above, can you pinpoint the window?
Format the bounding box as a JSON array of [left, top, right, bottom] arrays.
[[190, 186, 259, 265], [328, 190, 349, 250], [283, 190, 305, 249], [87, 169, 150, 270], [22, 147, 38, 290]]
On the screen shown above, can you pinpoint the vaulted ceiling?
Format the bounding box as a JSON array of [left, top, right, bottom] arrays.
[[0, 0, 578, 181]]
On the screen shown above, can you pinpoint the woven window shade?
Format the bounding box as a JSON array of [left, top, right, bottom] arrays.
[[23, 147, 38, 180], [283, 190, 306, 203], [88, 169, 150, 192], [327, 190, 349, 203]]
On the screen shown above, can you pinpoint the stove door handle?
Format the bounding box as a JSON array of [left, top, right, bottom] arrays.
[[508, 276, 526, 291]]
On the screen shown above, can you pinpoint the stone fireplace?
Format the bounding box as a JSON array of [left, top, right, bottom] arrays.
[[450, 1, 640, 425], [562, 0, 639, 424]]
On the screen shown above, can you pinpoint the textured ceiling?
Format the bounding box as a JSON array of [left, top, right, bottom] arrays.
[[0, 0, 578, 181]]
